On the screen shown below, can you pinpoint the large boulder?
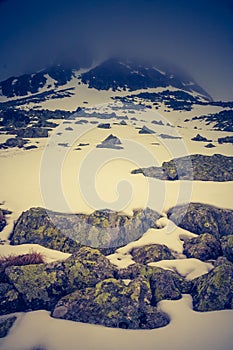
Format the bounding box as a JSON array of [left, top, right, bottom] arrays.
[[191, 263, 233, 311], [52, 277, 169, 329], [4, 247, 116, 311], [183, 233, 222, 261], [131, 244, 174, 264], [16, 127, 48, 138], [221, 235, 233, 263], [10, 207, 161, 253], [167, 203, 233, 238]]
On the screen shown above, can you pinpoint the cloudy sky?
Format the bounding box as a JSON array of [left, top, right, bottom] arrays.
[[0, 0, 232, 100]]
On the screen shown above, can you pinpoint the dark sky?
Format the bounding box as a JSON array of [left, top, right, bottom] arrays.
[[0, 0, 232, 100]]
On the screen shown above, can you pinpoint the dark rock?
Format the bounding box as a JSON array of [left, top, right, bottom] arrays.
[[2, 137, 28, 149], [168, 202, 233, 239], [65, 127, 73, 131], [4, 247, 116, 311], [151, 120, 164, 125], [120, 120, 127, 125], [139, 125, 155, 134], [183, 233, 222, 261], [218, 136, 233, 144], [131, 154, 233, 181], [205, 143, 215, 148], [24, 145, 38, 150], [0, 316, 17, 338], [0, 210, 7, 232], [221, 235, 233, 262], [0, 283, 22, 315], [52, 277, 169, 329], [191, 134, 211, 142], [16, 127, 48, 138], [191, 263, 233, 311], [10, 207, 161, 253], [131, 244, 174, 264], [96, 134, 123, 149], [159, 134, 181, 139], [97, 123, 111, 129]]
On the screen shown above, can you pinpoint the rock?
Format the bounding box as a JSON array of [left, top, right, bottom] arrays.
[[96, 134, 123, 149], [191, 134, 211, 142], [159, 134, 181, 139], [65, 127, 73, 131], [132, 154, 233, 181], [10, 207, 161, 253], [120, 120, 127, 125], [131, 244, 174, 264], [16, 127, 48, 138], [0, 316, 17, 338], [1, 137, 28, 149], [205, 143, 215, 148], [167, 203, 233, 238], [218, 136, 233, 144], [221, 235, 233, 262], [191, 263, 233, 311], [10, 207, 81, 253], [52, 277, 169, 329], [139, 125, 155, 134], [0, 283, 22, 315], [183, 233, 222, 261], [24, 145, 38, 150], [0, 210, 7, 232], [97, 123, 111, 129], [4, 247, 116, 311], [151, 120, 164, 125]]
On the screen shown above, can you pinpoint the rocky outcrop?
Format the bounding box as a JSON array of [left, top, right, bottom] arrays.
[[191, 262, 233, 311], [4, 247, 116, 312], [10, 207, 161, 253], [183, 233, 222, 261], [131, 154, 233, 181], [0, 283, 22, 315], [218, 136, 233, 144], [16, 127, 48, 138], [131, 244, 174, 264], [191, 134, 211, 142], [221, 235, 233, 263], [0, 137, 28, 149], [52, 277, 169, 329], [97, 123, 111, 129], [139, 125, 155, 134], [167, 203, 233, 239]]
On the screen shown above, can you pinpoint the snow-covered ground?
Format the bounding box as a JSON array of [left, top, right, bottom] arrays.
[[0, 102, 233, 350]]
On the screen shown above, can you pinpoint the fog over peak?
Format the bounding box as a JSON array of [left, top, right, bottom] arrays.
[[0, 0, 232, 100]]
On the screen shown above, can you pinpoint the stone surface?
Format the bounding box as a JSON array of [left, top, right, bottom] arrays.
[[191, 263, 233, 311], [221, 235, 233, 263], [183, 233, 222, 261], [96, 134, 123, 149], [131, 244, 174, 264], [168, 203, 233, 238], [0, 316, 17, 338], [0, 283, 22, 315], [52, 277, 169, 329], [10, 207, 161, 253]]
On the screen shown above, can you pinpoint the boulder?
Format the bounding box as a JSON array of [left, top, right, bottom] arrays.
[[183, 233, 222, 261], [139, 125, 155, 134], [191, 263, 233, 311], [97, 123, 111, 129], [10, 207, 161, 253], [167, 203, 233, 238], [191, 134, 211, 142], [131, 244, 174, 264], [16, 127, 48, 138], [52, 277, 169, 329], [96, 134, 123, 149], [4, 247, 116, 311], [221, 235, 233, 262]]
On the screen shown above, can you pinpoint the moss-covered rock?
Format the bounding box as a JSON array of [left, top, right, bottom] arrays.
[[221, 235, 233, 263], [0, 316, 17, 338], [4, 247, 116, 312], [168, 203, 233, 238], [131, 154, 233, 181], [10, 207, 161, 253], [117, 264, 192, 304], [131, 244, 174, 264], [183, 233, 222, 261], [191, 263, 233, 311], [0, 283, 22, 315], [52, 277, 169, 329]]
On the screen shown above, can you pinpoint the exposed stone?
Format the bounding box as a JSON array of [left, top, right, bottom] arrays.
[[16, 127, 48, 138], [131, 244, 174, 264], [52, 277, 169, 329], [97, 123, 111, 129], [167, 203, 233, 239], [183, 233, 222, 261], [96, 134, 123, 149], [10, 207, 161, 253], [221, 235, 233, 263], [191, 134, 211, 142], [191, 263, 233, 311], [139, 125, 155, 134], [0, 316, 17, 338], [0, 283, 22, 315]]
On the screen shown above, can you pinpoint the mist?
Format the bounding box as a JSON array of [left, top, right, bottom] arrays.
[[0, 0, 232, 100]]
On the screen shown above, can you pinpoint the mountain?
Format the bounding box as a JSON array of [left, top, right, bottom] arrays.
[[0, 58, 212, 107]]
